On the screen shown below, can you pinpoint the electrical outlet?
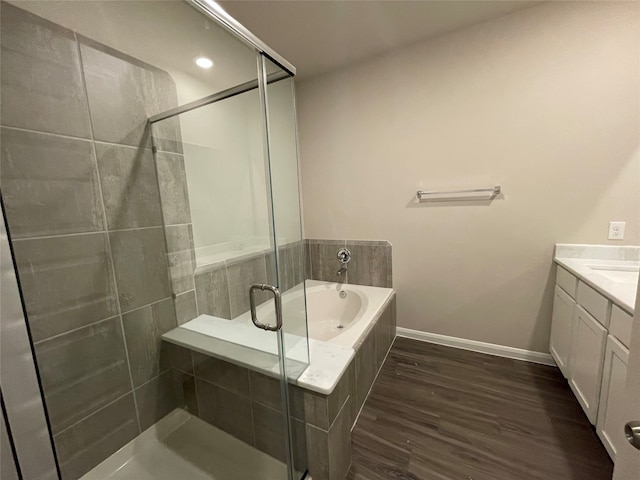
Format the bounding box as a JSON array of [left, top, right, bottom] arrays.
[[608, 222, 625, 240]]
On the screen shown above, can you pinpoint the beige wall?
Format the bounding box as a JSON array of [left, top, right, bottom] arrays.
[[297, 1, 640, 353]]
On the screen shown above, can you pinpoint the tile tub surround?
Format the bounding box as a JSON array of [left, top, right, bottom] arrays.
[[305, 239, 393, 288], [0, 4, 189, 478], [554, 244, 639, 313], [164, 281, 396, 394], [191, 240, 305, 322], [161, 292, 397, 480]]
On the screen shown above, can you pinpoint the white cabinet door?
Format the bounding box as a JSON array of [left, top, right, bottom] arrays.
[[569, 305, 608, 424], [550, 285, 576, 378], [597, 335, 630, 460], [611, 277, 640, 480]]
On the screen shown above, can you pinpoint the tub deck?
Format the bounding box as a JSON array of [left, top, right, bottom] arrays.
[[161, 280, 393, 395]]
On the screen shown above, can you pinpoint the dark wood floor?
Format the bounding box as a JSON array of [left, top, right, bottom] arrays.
[[346, 337, 613, 480]]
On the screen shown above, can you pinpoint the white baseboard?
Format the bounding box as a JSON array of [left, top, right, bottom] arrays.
[[396, 327, 556, 367]]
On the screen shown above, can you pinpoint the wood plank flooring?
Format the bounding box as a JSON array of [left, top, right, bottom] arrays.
[[346, 337, 613, 480]]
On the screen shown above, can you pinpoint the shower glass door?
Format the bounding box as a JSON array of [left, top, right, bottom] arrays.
[[260, 54, 310, 479], [148, 51, 309, 480]]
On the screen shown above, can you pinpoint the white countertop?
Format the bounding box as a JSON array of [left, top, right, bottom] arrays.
[[554, 244, 639, 314]]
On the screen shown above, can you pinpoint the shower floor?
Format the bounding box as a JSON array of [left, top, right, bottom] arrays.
[[81, 409, 287, 480]]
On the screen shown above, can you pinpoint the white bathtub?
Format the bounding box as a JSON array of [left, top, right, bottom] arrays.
[[163, 279, 394, 394], [303, 280, 393, 348], [246, 279, 394, 348]]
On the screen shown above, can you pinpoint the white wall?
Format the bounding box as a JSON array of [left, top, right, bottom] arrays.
[[297, 1, 640, 353]]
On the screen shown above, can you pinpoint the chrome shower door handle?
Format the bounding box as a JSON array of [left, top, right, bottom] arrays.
[[249, 284, 283, 332]]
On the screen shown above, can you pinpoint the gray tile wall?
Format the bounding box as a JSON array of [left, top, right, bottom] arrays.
[[168, 346, 310, 475], [0, 4, 188, 478], [192, 240, 305, 322], [305, 239, 393, 287]]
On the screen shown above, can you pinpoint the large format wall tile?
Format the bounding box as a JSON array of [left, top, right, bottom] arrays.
[[252, 402, 287, 461], [94, 143, 163, 230], [161, 343, 194, 376], [110, 227, 171, 312], [0, 7, 190, 478], [305, 423, 330, 480], [0, 128, 105, 238], [374, 306, 392, 368], [174, 290, 198, 325], [327, 401, 352, 480], [78, 36, 181, 151], [390, 295, 397, 336], [250, 371, 307, 423], [274, 242, 304, 292], [173, 371, 198, 415], [164, 224, 196, 295], [165, 224, 195, 255], [134, 370, 179, 431], [122, 298, 177, 387], [193, 353, 250, 396], [306, 240, 345, 283], [195, 378, 254, 446], [354, 329, 376, 413], [345, 241, 392, 288], [54, 394, 139, 480], [249, 371, 284, 411], [194, 265, 231, 319], [290, 363, 353, 431], [150, 116, 184, 155], [306, 239, 393, 288], [154, 151, 191, 226], [34, 317, 131, 434], [0, 3, 91, 138], [305, 399, 352, 480], [226, 254, 268, 318], [12, 233, 119, 341]]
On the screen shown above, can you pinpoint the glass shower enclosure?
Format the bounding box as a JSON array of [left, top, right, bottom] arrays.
[[0, 0, 309, 479]]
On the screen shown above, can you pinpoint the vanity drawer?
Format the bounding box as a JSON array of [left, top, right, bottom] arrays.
[[577, 281, 611, 328], [556, 266, 578, 298], [610, 305, 633, 348]]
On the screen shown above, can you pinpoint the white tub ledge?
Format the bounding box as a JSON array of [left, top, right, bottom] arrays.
[[162, 317, 354, 395]]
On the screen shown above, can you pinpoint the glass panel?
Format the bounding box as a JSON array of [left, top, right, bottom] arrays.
[[261, 56, 310, 365], [1, 1, 307, 479], [260, 55, 310, 479]]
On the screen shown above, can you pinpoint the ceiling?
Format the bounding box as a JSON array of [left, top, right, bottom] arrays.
[[218, 0, 542, 80], [14, 0, 542, 91]]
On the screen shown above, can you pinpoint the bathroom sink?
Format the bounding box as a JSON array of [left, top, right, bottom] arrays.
[[587, 264, 640, 284]]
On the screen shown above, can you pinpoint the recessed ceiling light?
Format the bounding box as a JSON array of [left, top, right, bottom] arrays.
[[195, 57, 214, 69]]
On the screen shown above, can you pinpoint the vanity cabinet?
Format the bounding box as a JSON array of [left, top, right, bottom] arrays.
[[568, 305, 607, 424], [577, 281, 611, 328], [550, 261, 635, 460], [609, 305, 633, 349], [551, 245, 639, 463], [549, 285, 576, 378], [596, 335, 630, 460]]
